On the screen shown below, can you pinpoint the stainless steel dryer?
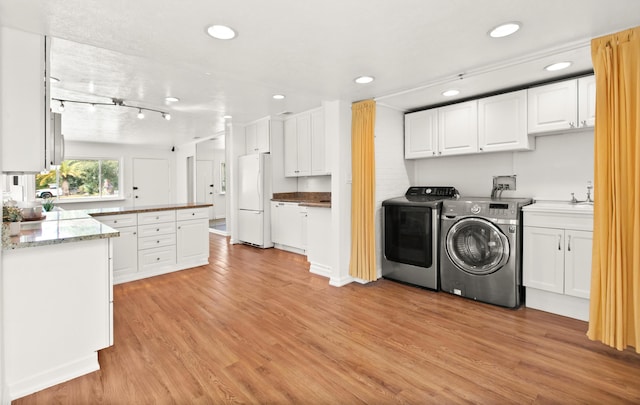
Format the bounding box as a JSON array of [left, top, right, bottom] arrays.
[[439, 197, 532, 308], [382, 186, 458, 290]]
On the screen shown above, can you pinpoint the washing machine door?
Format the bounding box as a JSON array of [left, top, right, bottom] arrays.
[[445, 217, 510, 275]]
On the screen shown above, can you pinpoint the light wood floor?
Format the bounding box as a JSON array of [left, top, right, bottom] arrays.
[[14, 234, 640, 404]]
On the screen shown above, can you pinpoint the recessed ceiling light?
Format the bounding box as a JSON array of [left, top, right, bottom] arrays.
[[206, 25, 236, 40], [50, 76, 60, 83], [165, 96, 180, 102], [489, 22, 521, 38], [544, 61, 572, 71], [223, 115, 232, 119], [442, 89, 460, 97], [354, 76, 375, 84], [272, 94, 285, 100]]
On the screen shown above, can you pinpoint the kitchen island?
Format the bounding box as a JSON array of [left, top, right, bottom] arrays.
[[2, 211, 118, 400], [1, 202, 212, 400]]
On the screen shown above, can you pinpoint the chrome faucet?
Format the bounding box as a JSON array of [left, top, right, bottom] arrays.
[[586, 182, 593, 203]]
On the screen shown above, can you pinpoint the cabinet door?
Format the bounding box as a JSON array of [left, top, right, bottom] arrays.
[[300, 206, 308, 251], [578, 75, 596, 128], [279, 203, 303, 249], [1, 27, 48, 173], [523, 226, 565, 294], [177, 218, 209, 264], [310, 109, 329, 175], [296, 114, 312, 176], [283, 118, 298, 177], [438, 100, 478, 156], [245, 123, 257, 153], [405, 109, 438, 159], [271, 202, 282, 243], [112, 226, 138, 276], [564, 229, 593, 299], [527, 80, 578, 133], [255, 118, 270, 153], [478, 90, 531, 152]]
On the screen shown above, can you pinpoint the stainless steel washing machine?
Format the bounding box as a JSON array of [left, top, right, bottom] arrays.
[[439, 197, 532, 308]]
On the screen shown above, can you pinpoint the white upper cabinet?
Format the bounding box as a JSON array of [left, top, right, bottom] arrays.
[[284, 107, 327, 177], [478, 90, 532, 153], [310, 108, 329, 175], [245, 117, 270, 154], [578, 75, 596, 128], [404, 109, 438, 159], [438, 100, 478, 156], [527, 75, 595, 134], [1, 27, 50, 173]]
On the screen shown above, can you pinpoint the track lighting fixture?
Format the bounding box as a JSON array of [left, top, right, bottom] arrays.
[[51, 97, 171, 121]]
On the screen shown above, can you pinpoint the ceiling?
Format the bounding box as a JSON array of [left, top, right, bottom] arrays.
[[0, 0, 639, 147]]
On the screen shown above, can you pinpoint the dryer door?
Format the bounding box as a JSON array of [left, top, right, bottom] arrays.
[[445, 217, 509, 275]]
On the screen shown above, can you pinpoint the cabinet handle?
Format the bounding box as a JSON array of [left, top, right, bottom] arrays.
[[479, 147, 484, 151], [114, 220, 118, 223], [581, 120, 587, 127], [157, 240, 160, 244], [558, 235, 562, 250], [567, 235, 572, 252], [438, 151, 442, 155], [432, 151, 436, 156], [156, 228, 160, 231], [569, 122, 576, 128], [133, 232, 137, 235]]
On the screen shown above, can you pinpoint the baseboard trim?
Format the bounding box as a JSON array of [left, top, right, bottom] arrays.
[[8, 353, 99, 401], [114, 259, 209, 285], [309, 262, 331, 278]]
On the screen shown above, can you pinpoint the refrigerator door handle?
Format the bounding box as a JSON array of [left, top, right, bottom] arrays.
[[257, 167, 262, 202]]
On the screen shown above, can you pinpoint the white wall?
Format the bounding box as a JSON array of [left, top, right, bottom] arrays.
[[175, 142, 197, 204], [297, 176, 331, 192], [414, 130, 594, 201], [53, 141, 176, 210], [374, 105, 415, 277]]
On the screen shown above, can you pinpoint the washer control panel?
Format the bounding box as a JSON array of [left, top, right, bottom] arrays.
[[443, 200, 523, 219]]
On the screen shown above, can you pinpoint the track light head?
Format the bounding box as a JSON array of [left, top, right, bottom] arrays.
[[58, 101, 65, 112], [137, 109, 145, 119], [162, 113, 171, 121]]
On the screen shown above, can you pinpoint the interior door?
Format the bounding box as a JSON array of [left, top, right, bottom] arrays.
[[132, 158, 170, 207], [196, 160, 215, 219]]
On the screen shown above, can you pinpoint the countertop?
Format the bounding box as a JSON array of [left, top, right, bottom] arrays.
[[85, 202, 212, 217], [271, 192, 331, 208], [2, 202, 213, 250], [522, 200, 594, 215]]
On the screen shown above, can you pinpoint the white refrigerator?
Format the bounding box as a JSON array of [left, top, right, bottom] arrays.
[[237, 153, 273, 248]]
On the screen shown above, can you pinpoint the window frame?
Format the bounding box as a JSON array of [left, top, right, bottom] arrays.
[[35, 157, 124, 203]]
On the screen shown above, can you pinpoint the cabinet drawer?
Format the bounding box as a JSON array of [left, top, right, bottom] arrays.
[[138, 246, 176, 271], [138, 222, 176, 237], [138, 233, 176, 250], [176, 207, 208, 221], [96, 213, 138, 228], [138, 210, 176, 225]]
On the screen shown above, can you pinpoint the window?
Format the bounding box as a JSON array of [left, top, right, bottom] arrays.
[[35, 159, 121, 201]]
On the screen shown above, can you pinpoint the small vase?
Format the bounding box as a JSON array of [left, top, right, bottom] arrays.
[[8, 222, 21, 236]]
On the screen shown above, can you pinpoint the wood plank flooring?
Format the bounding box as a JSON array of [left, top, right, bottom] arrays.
[[14, 234, 640, 404]]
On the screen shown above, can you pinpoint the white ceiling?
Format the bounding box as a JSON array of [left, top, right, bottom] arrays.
[[0, 0, 639, 147]]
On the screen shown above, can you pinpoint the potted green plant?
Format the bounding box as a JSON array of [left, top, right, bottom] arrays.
[[2, 205, 23, 236], [42, 198, 55, 212]]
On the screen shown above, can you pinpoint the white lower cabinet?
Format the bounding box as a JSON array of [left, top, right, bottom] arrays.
[[97, 213, 138, 278], [271, 201, 306, 253], [306, 206, 332, 278], [177, 211, 209, 265], [522, 205, 593, 321], [94, 207, 210, 284]]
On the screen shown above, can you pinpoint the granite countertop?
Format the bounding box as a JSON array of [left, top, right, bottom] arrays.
[[2, 202, 213, 250], [2, 216, 119, 250], [86, 202, 212, 217], [271, 192, 331, 208]]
